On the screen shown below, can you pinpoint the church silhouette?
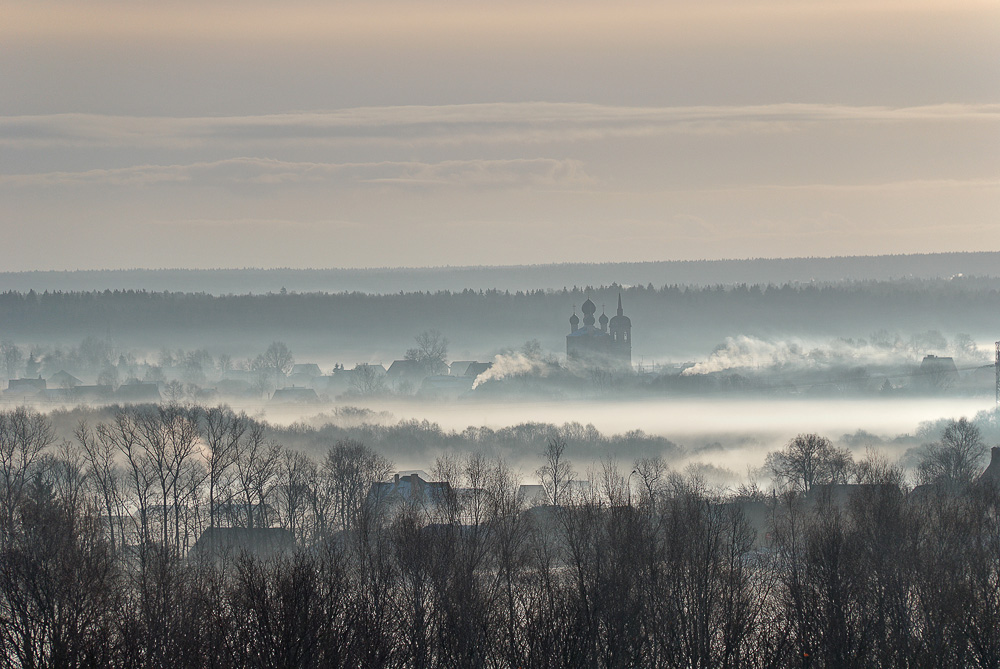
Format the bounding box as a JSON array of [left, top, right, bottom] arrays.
[[566, 293, 632, 369]]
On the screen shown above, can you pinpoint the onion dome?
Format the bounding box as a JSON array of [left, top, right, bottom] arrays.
[[599, 307, 609, 331], [582, 298, 596, 327]]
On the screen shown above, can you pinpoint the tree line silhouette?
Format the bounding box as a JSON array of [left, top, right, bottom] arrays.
[[1, 403, 999, 667], [1, 277, 998, 358]]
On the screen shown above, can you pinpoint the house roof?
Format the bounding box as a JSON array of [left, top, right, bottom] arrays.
[[270, 387, 319, 403], [189, 527, 294, 560], [450, 361, 475, 376], [115, 383, 162, 402], [6, 378, 47, 392], [387, 359, 424, 377], [48, 370, 82, 386], [465, 362, 492, 377], [353, 363, 386, 374]]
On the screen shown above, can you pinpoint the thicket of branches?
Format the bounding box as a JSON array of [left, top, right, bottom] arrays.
[[2, 405, 1000, 667]]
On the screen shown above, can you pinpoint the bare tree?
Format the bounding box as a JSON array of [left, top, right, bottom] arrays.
[[134, 405, 201, 555], [49, 439, 88, 512], [916, 417, 987, 487], [323, 439, 392, 534], [0, 341, 24, 380], [405, 330, 449, 375], [537, 436, 574, 506], [260, 341, 295, 388], [0, 408, 56, 542], [249, 361, 275, 398], [276, 448, 314, 542], [98, 408, 155, 548], [350, 364, 387, 397], [201, 406, 245, 529], [766, 433, 854, 493], [77, 420, 125, 553], [216, 353, 234, 375], [162, 379, 185, 404], [232, 419, 281, 529], [598, 456, 629, 507], [633, 455, 670, 507]]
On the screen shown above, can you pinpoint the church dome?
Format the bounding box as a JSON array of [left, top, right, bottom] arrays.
[[599, 311, 609, 326], [581, 298, 596, 327], [609, 314, 631, 328], [609, 293, 630, 327]]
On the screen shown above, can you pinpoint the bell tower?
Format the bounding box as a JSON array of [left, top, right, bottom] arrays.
[[608, 293, 632, 367]]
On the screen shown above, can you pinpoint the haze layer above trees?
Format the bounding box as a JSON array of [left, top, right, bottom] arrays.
[[1, 252, 998, 295]]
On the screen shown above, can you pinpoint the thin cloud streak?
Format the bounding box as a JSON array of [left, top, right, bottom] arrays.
[[0, 157, 592, 190], [2, 103, 996, 150]]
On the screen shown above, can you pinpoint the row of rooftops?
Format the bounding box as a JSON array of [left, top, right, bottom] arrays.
[[4, 357, 494, 405], [5, 376, 161, 402]]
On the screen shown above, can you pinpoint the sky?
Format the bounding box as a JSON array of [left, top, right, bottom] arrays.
[[2, 0, 998, 271]]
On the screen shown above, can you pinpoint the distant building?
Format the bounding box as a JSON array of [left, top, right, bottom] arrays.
[[290, 363, 322, 377], [40, 384, 113, 403], [352, 363, 386, 375], [189, 527, 294, 562], [368, 471, 452, 514], [449, 361, 491, 378], [48, 370, 82, 388], [450, 361, 476, 376], [566, 294, 632, 369], [464, 362, 492, 378], [5, 378, 46, 397], [214, 378, 255, 398], [917, 355, 959, 391], [270, 386, 320, 404], [518, 484, 547, 506], [387, 359, 425, 381], [976, 447, 1000, 488], [115, 383, 162, 403]]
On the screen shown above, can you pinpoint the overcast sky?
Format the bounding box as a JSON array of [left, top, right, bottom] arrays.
[[2, 0, 998, 271]]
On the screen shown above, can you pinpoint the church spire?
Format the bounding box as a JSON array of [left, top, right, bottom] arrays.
[[617, 292, 624, 317]]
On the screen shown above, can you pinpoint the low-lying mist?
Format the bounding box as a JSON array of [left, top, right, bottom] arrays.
[[92, 394, 980, 492]]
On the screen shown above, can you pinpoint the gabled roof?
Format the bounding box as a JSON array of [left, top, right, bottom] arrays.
[[353, 363, 386, 374], [6, 378, 47, 393], [115, 383, 162, 402], [270, 387, 319, 403], [387, 359, 424, 377], [464, 362, 492, 377], [189, 527, 294, 561], [48, 370, 82, 387], [450, 361, 475, 376]]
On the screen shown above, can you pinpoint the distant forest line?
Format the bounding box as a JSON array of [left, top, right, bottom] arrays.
[[1, 251, 999, 295], [1, 277, 998, 363]]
